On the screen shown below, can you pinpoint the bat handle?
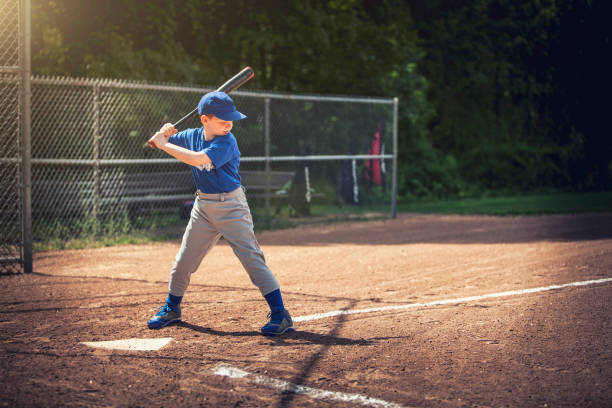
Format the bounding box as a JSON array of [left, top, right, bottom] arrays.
[[173, 107, 198, 129]]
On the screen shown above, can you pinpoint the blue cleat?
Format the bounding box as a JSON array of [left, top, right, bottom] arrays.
[[147, 304, 181, 329], [260, 309, 294, 336]]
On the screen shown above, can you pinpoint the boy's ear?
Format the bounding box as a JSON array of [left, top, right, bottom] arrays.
[[200, 115, 208, 126]]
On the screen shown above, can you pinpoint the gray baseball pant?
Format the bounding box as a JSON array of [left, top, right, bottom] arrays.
[[168, 186, 280, 297]]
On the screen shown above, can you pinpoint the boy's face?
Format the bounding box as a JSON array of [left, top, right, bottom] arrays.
[[201, 115, 233, 137]]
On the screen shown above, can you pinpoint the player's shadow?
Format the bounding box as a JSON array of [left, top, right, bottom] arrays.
[[177, 321, 372, 346]]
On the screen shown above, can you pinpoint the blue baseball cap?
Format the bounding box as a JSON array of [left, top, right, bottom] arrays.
[[197, 91, 246, 121]]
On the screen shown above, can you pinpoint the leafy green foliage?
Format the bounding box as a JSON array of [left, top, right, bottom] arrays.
[[31, 0, 611, 198], [411, 0, 611, 193]]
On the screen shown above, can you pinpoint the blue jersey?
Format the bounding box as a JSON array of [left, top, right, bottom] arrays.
[[168, 128, 241, 193]]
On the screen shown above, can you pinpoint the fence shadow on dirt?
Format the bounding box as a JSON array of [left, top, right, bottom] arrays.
[[11, 272, 407, 309], [275, 300, 358, 408], [256, 213, 612, 246]]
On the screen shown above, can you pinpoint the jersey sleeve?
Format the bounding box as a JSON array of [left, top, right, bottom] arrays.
[[204, 136, 236, 168], [168, 129, 193, 149]]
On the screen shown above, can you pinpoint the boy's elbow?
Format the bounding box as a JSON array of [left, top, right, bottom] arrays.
[[197, 152, 212, 167]]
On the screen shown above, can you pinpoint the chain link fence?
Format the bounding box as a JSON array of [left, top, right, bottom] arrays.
[[0, 0, 24, 274], [1, 1, 395, 269], [27, 75, 396, 247]]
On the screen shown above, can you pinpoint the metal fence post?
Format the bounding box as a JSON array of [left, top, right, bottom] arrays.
[[20, 0, 32, 273], [264, 97, 271, 228], [391, 97, 398, 219], [92, 83, 101, 219]]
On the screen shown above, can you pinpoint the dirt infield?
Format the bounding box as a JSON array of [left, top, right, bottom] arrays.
[[2, 213, 612, 407]]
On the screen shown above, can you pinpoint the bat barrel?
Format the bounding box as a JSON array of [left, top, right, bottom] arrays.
[[216, 66, 254, 94], [171, 67, 254, 129]]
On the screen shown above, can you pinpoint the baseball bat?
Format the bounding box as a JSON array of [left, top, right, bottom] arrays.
[[148, 66, 254, 148]]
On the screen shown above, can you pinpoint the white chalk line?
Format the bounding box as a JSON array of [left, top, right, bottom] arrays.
[[213, 363, 406, 408], [293, 277, 612, 323]]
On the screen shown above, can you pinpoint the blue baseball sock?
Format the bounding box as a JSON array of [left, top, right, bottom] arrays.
[[166, 293, 183, 310], [264, 289, 285, 313]]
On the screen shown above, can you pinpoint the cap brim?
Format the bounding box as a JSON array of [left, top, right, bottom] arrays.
[[216, 110, 247, 121]]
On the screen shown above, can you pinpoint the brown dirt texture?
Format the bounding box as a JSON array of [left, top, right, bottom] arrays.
[[2, 213, 612, 407]]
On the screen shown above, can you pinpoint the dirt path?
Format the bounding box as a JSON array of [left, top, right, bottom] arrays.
[[2, 213, 611, 407]]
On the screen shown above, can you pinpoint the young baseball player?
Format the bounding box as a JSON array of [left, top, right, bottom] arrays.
[[146, 91, 293, 335]]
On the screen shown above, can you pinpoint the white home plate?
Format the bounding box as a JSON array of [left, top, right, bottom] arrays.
[[81, 337, 173, 351]]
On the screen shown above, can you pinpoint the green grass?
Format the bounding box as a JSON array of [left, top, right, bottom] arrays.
[[33, 212, 185, 252], [33, 231, 179, 252], [397, 191, 612, 215]]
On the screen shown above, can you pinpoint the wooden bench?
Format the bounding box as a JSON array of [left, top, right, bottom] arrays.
[[117, 170, 295, 202], [239, 170, 295, 198]]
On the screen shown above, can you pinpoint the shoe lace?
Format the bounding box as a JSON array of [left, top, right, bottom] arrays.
[[156, 304, 173, 315]]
